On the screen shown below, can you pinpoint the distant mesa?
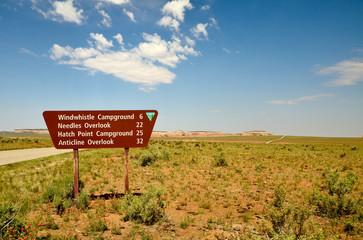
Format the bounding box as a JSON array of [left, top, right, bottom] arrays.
[[236, 130, 273, 136], [13, 129, 49, 134], [152, 130, 228, 138], [152, 130, 273, 137]]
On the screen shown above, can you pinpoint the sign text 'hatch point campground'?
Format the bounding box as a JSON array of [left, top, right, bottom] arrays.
[[43, 110, 158, 149]]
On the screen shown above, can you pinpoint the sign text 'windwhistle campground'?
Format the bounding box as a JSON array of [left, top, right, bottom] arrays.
[[43, 110, 158, 149]]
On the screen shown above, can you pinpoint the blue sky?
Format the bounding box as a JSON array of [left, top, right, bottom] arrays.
[[1, 0, 363, 137]]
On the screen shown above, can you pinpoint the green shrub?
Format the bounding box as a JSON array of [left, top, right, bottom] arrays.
[[42, 177, 74, 203], [268, 203, 292, 233], [86, 217, 108, 234], [266, 185, 311, 237], [139, 151, 156, 166], [308, 169, 361, 218], [272, 184, 286, 208], [351, 146, 359, 151], [149, 144, 170, 161], [77, 190, 90, 211], [308, 189, 359, 218], [53, 195, 65, 214], [139, 144, 171, 166], [110, 223, 122, 235], [120, 185, 166, 225], [199, 201, 212, 210], [41, 177, 84, 214], [213, 152, 228, 167], [292, 206, 311, 237], [180, 215, 195, 229], [326, 170, 357, 197], [0, 202, 27, 239], [44, 214, 59, 229], [344, 220, 357, 235], [267, 185, 292, 234]]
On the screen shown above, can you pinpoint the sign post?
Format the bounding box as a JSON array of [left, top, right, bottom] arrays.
[[73, 149, 79, 198], [43, 110, 158, 197], [124, 148, 130, 194]]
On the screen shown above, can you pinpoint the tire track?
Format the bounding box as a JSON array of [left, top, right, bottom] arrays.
[[265, 135, 287, 144]]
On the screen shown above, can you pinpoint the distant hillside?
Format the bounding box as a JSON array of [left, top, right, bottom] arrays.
[[0, 129, 50, 137], [236, 130, 273, 136], [152, 130, 273, 137], [13, 129, 49, 134]]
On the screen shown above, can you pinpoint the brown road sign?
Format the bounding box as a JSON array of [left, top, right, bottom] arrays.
[[43, 110, 158, 149]]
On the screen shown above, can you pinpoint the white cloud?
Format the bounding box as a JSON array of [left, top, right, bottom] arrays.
[[266, 94, 334, 105], [83, 52, 175, 87], [209, 110, 221, 113], [113, 33, 124, 45], [123, 8, 136, 22], [161, 0, 193, 22], [267, 100, 293, 105], [201, 5, 210, 11], [19, 48, 37, 57], [157, 16, 180, 31], [100, 0, 130, 5], [316, 58, 363, 86], [39, 0, 84, 24], [295, 94, 334, 101], [222, 48, 230, 53], [209, 17, 219, 29], [95, 3, 111, 27], [191, 23, 208, 40], [49, 32, 199, 91], [185, 36, 195, 47], [136, 33, 198, 68], [157, 0, 193, 32], [50, 44, 99, 64], [98, 9, 111, 27], [33, 0, 130, 25], [352, 48, 363, 54], [89, 33, 113, 51]]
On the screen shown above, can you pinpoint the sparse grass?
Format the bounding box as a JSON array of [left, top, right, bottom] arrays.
[[180, 215, 195, 229], [85, 217, 108, 235], [0, 137, 362, 239], [0, 135, 53, 150]]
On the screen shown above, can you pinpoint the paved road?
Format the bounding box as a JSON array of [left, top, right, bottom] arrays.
[[0, 148, 74, 166]]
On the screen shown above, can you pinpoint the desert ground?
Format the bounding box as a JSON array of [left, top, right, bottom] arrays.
[[0, 133, 362, 239]]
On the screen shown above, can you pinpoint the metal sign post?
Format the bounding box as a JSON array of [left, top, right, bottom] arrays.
[[124, 148, 130, 194], [73, 149, 79, 198]]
